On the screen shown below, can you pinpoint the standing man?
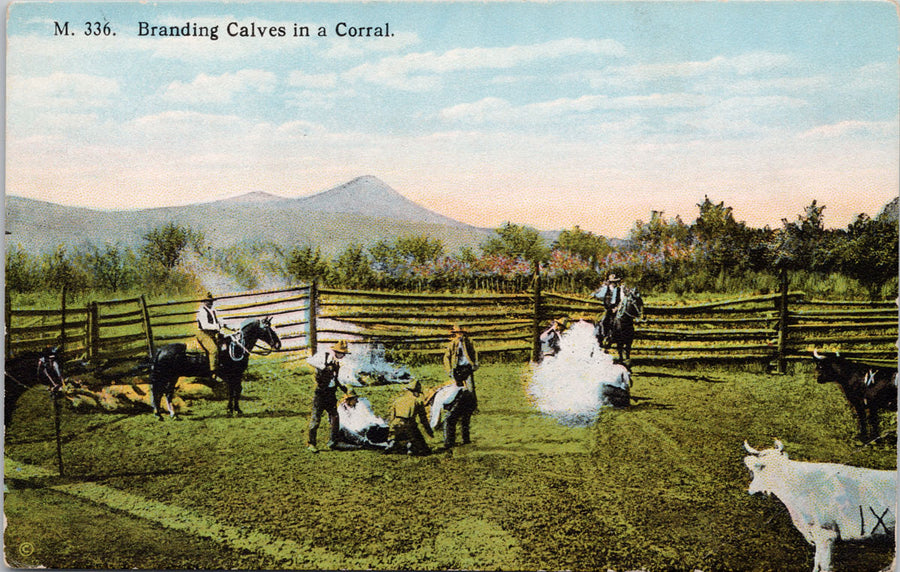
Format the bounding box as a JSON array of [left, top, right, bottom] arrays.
[[591, 273, 623, 345], [196, 292, 223, 379], [442, 324, 479, 448], [386, 380, 434, 455], [305, 341, 350, 453]]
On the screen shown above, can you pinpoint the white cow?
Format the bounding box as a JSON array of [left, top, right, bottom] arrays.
[[743, 439, 897, 572]]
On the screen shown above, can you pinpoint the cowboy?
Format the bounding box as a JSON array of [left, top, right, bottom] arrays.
[[539, 318, 568, 361], [591, 273, 624, 344], [441, 324, 479, 448], [335, 389, 390, 450], [196, 292, 224, 378], [386, 380, 433, 456], [305, 341, 350, 453], [37, 346, 64, 394]]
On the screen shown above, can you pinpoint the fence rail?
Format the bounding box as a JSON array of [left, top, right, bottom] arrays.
[[6, 274, 897, 372]]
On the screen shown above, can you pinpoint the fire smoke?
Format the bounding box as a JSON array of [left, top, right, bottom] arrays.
[[527, 320, 630, 427]]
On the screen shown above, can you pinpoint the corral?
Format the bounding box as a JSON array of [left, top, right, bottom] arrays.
[[4, 286, 897, 571]]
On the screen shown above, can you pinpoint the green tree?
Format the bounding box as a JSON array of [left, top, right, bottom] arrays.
[[838, 212, 899, 299], [286, 245, 330, 283], [5, 245, 41, 293], [692, 196, 754, 273], [481, 222, 549, 264], [553, 225, 611, 266], [40, 246, 89, 293], [141, 223, 204, 270], [332, 242, 376, 289], [86, 243, 138, 292]]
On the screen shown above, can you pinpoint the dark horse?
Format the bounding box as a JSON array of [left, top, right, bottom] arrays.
[[604, 288, 643, 362], [5, 347, 65, 427], [150, 317, 281, 419]]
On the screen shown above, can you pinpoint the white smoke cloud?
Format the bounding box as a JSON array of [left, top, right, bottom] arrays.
[[528, 320, 630, 426]]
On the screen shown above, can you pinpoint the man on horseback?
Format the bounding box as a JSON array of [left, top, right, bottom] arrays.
[[196, 293, 224, 380], [591, 273, 624, 346]]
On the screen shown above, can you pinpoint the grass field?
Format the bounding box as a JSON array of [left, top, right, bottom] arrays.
[[4, 355, 896, 571]]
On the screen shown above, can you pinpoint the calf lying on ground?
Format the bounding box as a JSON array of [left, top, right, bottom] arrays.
[[743, 439, 896, 572]]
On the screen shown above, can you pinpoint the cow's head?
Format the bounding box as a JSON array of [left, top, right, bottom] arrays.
[[812, 349, 843, 384], [743, 439, 788, 496]]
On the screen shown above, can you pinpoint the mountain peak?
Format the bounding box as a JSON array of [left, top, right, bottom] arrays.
[[220, 191, 285, 204], [298, 175, 467, 227]]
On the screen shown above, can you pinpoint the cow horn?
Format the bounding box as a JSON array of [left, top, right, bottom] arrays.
[[743, 441, 760, 455], [813, 349, 823, 360], [774, 439, 784, 452]]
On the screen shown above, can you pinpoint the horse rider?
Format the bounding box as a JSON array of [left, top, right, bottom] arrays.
[[305, 341, 350, 453], [196, 292, 224, 380], [386, 379, 434, 456], [441, 324, 479, 449], [539, 318, 568, 361], [591, 273, 624, 345]]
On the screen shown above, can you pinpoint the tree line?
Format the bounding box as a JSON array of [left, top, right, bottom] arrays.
[[6, 197, 898, 302]]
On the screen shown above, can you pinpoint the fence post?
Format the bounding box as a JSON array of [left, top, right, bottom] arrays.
[[775, 268, 789, 374], [59, 285, 67, 356], [139, 295, 155, 359], [308, 281, 318, 354], [5, 290, 11, 358], [88, 301, 100, 360], [531, 267, 542, 362]]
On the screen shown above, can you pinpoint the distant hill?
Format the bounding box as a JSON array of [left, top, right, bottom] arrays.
[[5, 176, 492, 256]]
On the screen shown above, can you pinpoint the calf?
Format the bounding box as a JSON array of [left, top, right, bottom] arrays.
[[744, 439, 896, 572], [812, 350, 897, 442]]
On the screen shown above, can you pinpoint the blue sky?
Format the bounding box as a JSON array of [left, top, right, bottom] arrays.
[[6, 1, 899, 237]]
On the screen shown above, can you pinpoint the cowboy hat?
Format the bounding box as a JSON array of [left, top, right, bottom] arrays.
[[450, 324, 466, 334], [607, 274, 622, 282], [330, 341, 350, 355]]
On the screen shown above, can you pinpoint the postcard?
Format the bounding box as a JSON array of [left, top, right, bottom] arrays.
[[5, 2, 898, 571]]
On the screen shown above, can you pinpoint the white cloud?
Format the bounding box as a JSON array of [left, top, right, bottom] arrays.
[[799, 119, 899, 140], [9, 72, 119, 110], [589, 51, 795, 91], [346, 38, 626, 90], [439, 93, 705, 124], [322, 31, 421, 59], [287, 71, 339, 89], [162, 70, 277, 104]]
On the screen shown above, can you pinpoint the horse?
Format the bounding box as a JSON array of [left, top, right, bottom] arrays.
[[149, 317, 281, 419], [5, 347, 65, 427], [605, 287, 643, 362]]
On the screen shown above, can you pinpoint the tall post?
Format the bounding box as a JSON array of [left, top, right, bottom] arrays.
[[139, 295, 155, 359], [59, 285, 68, 357], [308, 281, 318, 354], [88, 301, 100, 360], [52, 392, 65, 477], [776, 267, 789, 374], [5, 289, 12, 358], [531, 265, 542, 362]]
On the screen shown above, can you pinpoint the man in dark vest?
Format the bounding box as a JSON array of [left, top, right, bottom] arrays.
[[441, 324, 479, 448], [591, 273, 623, 345], [305, 341, 350, 453]]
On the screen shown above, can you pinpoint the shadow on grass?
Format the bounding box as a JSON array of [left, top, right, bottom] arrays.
[[635, 369, 728, 384], [629, 395, 675, 410], [190, 409, 307, 421]]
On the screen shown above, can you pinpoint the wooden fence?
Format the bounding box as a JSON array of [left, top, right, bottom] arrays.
[[6, 279, 897, 371]]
